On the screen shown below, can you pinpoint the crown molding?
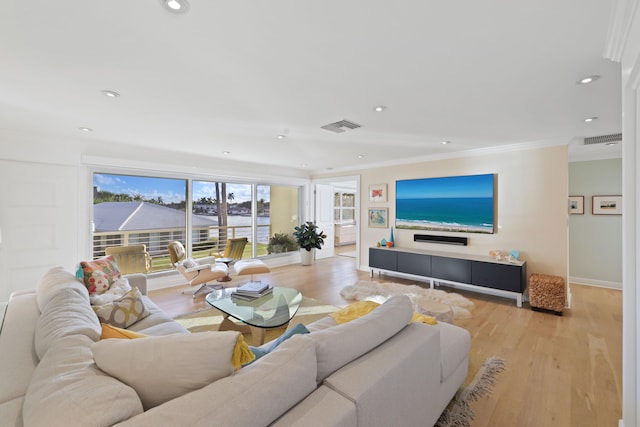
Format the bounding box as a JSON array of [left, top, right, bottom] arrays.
[[604, 0, 639, 62]]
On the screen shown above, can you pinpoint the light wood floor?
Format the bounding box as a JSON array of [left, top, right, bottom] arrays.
[[149, 253, 622, 427]]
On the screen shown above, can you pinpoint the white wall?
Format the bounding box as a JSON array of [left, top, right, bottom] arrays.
[[569, 159, 622, 288], [0, 129, 309, 300], [315, 144, 569, 284]]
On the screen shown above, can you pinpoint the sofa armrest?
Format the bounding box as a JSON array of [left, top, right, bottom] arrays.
[[125, 274, 147, 295], [323, 323, 444, 427]]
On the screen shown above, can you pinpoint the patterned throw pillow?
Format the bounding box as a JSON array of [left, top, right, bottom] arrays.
[[80, 256, 122, 296], [92, 287, 150, 329]]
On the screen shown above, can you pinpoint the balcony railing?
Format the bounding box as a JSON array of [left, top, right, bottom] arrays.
[[93, 224, 272, 272]]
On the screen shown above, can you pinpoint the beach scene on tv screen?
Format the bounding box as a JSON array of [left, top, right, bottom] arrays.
[[396, 174, 495, 234]]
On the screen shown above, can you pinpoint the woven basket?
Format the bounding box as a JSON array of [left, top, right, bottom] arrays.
[[529, 273, 565, 314]]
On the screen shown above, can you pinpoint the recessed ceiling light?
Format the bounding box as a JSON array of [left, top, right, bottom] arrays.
[[276, 134, 286, 140], [78, 127, 93, 132], [222, 151, 230, 155], [605, 142, 619, 146], [162, 0, 190, 14], [441, 140, 451, 145], [300, 163, 308, 168], [357, 154, 365, 159], [584, 117, 599, 122], [101, 90, 120, 98], [373, 106, 387, 112], [577, 75, 600, 85]]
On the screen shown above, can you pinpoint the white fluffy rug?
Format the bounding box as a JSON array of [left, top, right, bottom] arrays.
[[341, 280, 475, 320]]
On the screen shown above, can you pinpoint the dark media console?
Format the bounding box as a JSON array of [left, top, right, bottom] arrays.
[[369, 246, 527, 307]]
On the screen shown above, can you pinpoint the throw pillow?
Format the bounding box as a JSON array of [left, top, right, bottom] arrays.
[[309, 294, 413, 383], [92, 287, 150, 329], [91, 331, 242, 410], [79, 256, 122, 296], [330, 300, 437, 325], [247, 323, 310, 365], [100, 323, 148, 340]]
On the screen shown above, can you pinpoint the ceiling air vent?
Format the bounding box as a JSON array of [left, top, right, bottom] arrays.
[[584, 133, 622, 145], [321, 119, 362, 133]]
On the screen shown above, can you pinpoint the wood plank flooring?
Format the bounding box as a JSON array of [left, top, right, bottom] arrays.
[[149, 253, 622, 427]]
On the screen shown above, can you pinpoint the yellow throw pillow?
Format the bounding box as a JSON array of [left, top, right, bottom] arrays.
[[330, 299, 437, 325], [92, 287, 150, 329], [100, 323, 148, 340]]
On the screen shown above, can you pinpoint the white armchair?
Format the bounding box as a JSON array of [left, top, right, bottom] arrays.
[[167, 241, 229, 298]]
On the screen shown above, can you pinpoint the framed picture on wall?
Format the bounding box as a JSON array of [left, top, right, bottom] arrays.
[[592, 195, 622, 215], [369, 184, 387, 202], [568, 196, 584, 215], [368, 208, 388, 228]]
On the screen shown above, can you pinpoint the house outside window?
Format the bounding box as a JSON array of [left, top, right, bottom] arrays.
[[92, 173, 302, 272]]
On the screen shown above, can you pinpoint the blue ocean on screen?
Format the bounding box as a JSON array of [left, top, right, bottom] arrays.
[[396, 197, 494, 234]]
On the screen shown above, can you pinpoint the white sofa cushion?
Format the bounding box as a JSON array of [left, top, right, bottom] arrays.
[[0, 292, 39, 404], [35, 266, 89, 312], [23, 334, 143, 427], [309, 295, 413, 383], [114, 334, 318, 427], [436, 321, 472, 382], [34, 287, 101, 360], [91, 331, 241, 410]]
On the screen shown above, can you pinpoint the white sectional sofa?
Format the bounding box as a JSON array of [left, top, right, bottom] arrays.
[[0, 266, 471, 427]]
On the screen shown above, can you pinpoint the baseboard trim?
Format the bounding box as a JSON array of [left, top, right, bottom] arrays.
[[569, 276, 622, 290]]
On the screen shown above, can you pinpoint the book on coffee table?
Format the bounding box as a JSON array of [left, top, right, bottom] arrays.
[[235, 281, 270, 294], [232, 283, 273, 299]]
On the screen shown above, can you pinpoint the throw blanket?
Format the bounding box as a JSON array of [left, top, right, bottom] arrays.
[[330, 300, 437, 325]]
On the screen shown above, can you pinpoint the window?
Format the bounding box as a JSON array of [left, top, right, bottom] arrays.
[[192, 180, 252, 259], [334, 192, 355, 223], [92, 173, 187, 272], [92, 172, 303, 272], [263, 185, 300, 255]]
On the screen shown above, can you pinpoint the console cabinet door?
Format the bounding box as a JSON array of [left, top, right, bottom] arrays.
[[397, 252, 431, 277], [432, 256, 471, 284], [369, 248, 397, 271], [471, 261, 525, 292]]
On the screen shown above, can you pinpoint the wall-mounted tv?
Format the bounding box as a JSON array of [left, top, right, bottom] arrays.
[[396, 173, 495, 234]]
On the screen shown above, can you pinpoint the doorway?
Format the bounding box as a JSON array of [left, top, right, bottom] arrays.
[[311, 176, 360, 265]]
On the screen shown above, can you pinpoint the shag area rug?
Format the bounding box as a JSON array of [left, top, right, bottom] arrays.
[[174, 297, 338, 343], [435, 355, 506, 427], [341, 280, 475, 320]]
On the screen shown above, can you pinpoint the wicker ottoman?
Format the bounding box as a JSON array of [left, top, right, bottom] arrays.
[[529, 273, 565, 315]]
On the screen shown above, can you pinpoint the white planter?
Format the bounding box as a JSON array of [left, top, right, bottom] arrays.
[[300, 248, 315, 266]]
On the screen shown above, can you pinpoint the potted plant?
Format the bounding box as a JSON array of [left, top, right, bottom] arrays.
[[292, 221, 327, 265]]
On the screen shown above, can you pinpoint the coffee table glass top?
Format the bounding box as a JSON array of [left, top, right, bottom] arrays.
[[205, 287, 302, 329]]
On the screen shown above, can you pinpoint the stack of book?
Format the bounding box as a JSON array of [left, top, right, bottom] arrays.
[[231, 282, 274, 301]]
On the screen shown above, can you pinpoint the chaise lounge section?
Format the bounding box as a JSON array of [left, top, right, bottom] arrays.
[[0, 266, 471, 427]]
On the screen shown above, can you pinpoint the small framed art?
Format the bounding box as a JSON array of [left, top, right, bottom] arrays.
[[568, 196, 584, 215], [369, 184, 387, 202], [368, 208, 388, 228], [592, 195, 622, 215]]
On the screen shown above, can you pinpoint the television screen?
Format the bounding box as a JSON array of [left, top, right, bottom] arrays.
[[395, 174, 495, 234]]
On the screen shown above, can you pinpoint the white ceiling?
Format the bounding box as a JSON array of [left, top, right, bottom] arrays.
[[0, 0, 622, 174]]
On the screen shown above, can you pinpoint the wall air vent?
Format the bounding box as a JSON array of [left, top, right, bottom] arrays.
[[321, 119, 362, 133], [583, 133, 622, 145]]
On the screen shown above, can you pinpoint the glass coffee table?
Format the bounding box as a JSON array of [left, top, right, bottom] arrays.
[[205, 287, 302, 345]]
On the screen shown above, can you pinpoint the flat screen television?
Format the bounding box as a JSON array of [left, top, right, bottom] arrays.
[[395, 173, 495, 234]]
